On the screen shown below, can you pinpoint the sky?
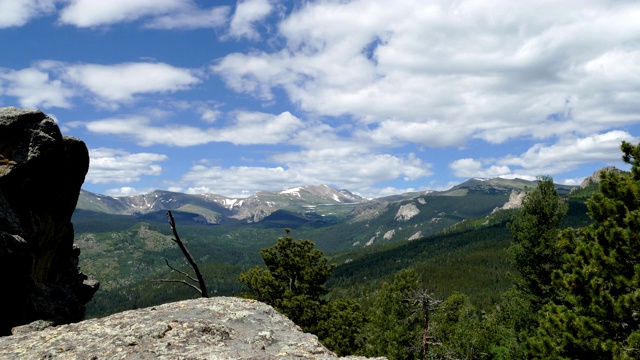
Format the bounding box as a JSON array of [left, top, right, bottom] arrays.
[[1, 0, 639, 199]]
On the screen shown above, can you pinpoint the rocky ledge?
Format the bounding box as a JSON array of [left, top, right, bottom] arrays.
[[0, 297, 384, 360]]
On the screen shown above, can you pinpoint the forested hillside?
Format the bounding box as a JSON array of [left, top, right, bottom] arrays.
[[73, 157, 640, 360]]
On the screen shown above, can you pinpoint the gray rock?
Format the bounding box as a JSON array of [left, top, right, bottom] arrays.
[[10, 319, 54, 335], [394, 203, 420, 222], [0, 297, 385, 360], [580, 166, 624, 188], [0, 107, 98, 335]]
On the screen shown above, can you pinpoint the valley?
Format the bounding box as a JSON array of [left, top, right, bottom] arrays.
[[73, 177, 586, 317]]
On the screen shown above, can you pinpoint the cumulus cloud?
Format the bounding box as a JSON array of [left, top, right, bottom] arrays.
[[59, 0, 183, 27], [500, 131, 638, 174], [0, 0, 56, 28], [86, 148, 168, 184], [180, 149, 431, 198], [450, 158, 511, 179], [0, 62, 201, 109], [63, 62, 200, 106], [213, 0, 640, 148], [58, 0, 229, 29], [450, 131, 638, 180], [144, 5, 229, 29], [104, 186, 158, 197], [0, 67, 74, 108], [74, 111, 305, 147], [228, 0, 273, 40]]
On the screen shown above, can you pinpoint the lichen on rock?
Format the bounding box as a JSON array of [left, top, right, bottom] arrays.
[[0, 297, 384, 359]]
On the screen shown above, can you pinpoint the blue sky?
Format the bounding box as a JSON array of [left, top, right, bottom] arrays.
[[1, 0, 639, 198]]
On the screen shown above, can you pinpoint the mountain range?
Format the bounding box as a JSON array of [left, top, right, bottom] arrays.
[[74, 170, 612, 318], [78, 178, 575, 225], [77, 184, 364, 224]]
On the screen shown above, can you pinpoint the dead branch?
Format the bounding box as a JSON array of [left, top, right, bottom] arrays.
[[160, 210, 209, 298], [156, 279, 204, 295], [405, 288, 442, 358]]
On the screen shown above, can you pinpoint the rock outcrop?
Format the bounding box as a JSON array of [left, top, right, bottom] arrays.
[[0, 107, 98, 335], [492, 189, 525, 213], [0, 297, 383, 360], [394, 203, 420, 222], [580, 166, 624, 188]]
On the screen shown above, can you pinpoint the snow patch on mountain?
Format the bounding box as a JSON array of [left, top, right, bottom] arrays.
[[280, 187, 302, 197]]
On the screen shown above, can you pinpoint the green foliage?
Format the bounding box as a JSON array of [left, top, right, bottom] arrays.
[[429, 292, 486, 359], [363, 269, 423, 360], [314, 299, 366, 356], [238, 236, 335, 329], [329, 218, 516, 310], [238, 235, 364, 355], [508, 176, 568, 310], [529, 142, 640, 359]]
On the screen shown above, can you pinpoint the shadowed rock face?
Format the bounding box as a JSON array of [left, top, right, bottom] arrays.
[[0, 107, 98, 335]]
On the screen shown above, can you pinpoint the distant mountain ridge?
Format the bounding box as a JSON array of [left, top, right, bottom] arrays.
[[76, 176, 580, 232], [77, 184, 365, 223]]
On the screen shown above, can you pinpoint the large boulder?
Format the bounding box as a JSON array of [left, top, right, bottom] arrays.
[[0, 107, 98, 335], [0, 297, 384, 359]]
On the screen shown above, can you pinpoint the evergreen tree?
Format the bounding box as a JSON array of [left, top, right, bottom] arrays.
[[238, 235, 365, 355], [508, 175, 568, 310], [315, 299, 366, 356], [529, 142, 640, 359], [238, 236, 335, 330], [364, 269, 423, 360], [430, 292, 483, 359]]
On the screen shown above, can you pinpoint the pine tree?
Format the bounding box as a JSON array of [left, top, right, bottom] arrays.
[[508, 175, 568, 310], [529, 142, 640, 359], [364, 269, 423, 360], [238, 236, 334, 330], [238, 234, 365, 355]]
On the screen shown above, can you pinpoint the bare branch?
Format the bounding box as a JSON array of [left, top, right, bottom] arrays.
[[163, 258, 199, 284], [155, 279, 203, 295], [404, 288, 442, 358], [163, 210, 209, 298]]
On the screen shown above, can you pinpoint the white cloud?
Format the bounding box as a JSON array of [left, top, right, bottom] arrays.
[[215, 111, 304, 144], [180, 148, 431, 198], [59, 0, 185, 27], [559, 177, 587, 187], [104, 186, 158, 197], [228, 0, 273, 40], [64, 62, 200, 106], [59, 0, 230, 29], [200, 108, 221, 123], [0, 67, 74, 108], [86, 148, 168, 184], [450, 131, 638, 180], [0, 61, 200, 109], [501, 131, 638, 174], [74, 111, 305, 147], [450, 158, 511, 178], [0, 0, 56, 28], [144, 5, 229, 29], [213, 0, 640, 148]]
